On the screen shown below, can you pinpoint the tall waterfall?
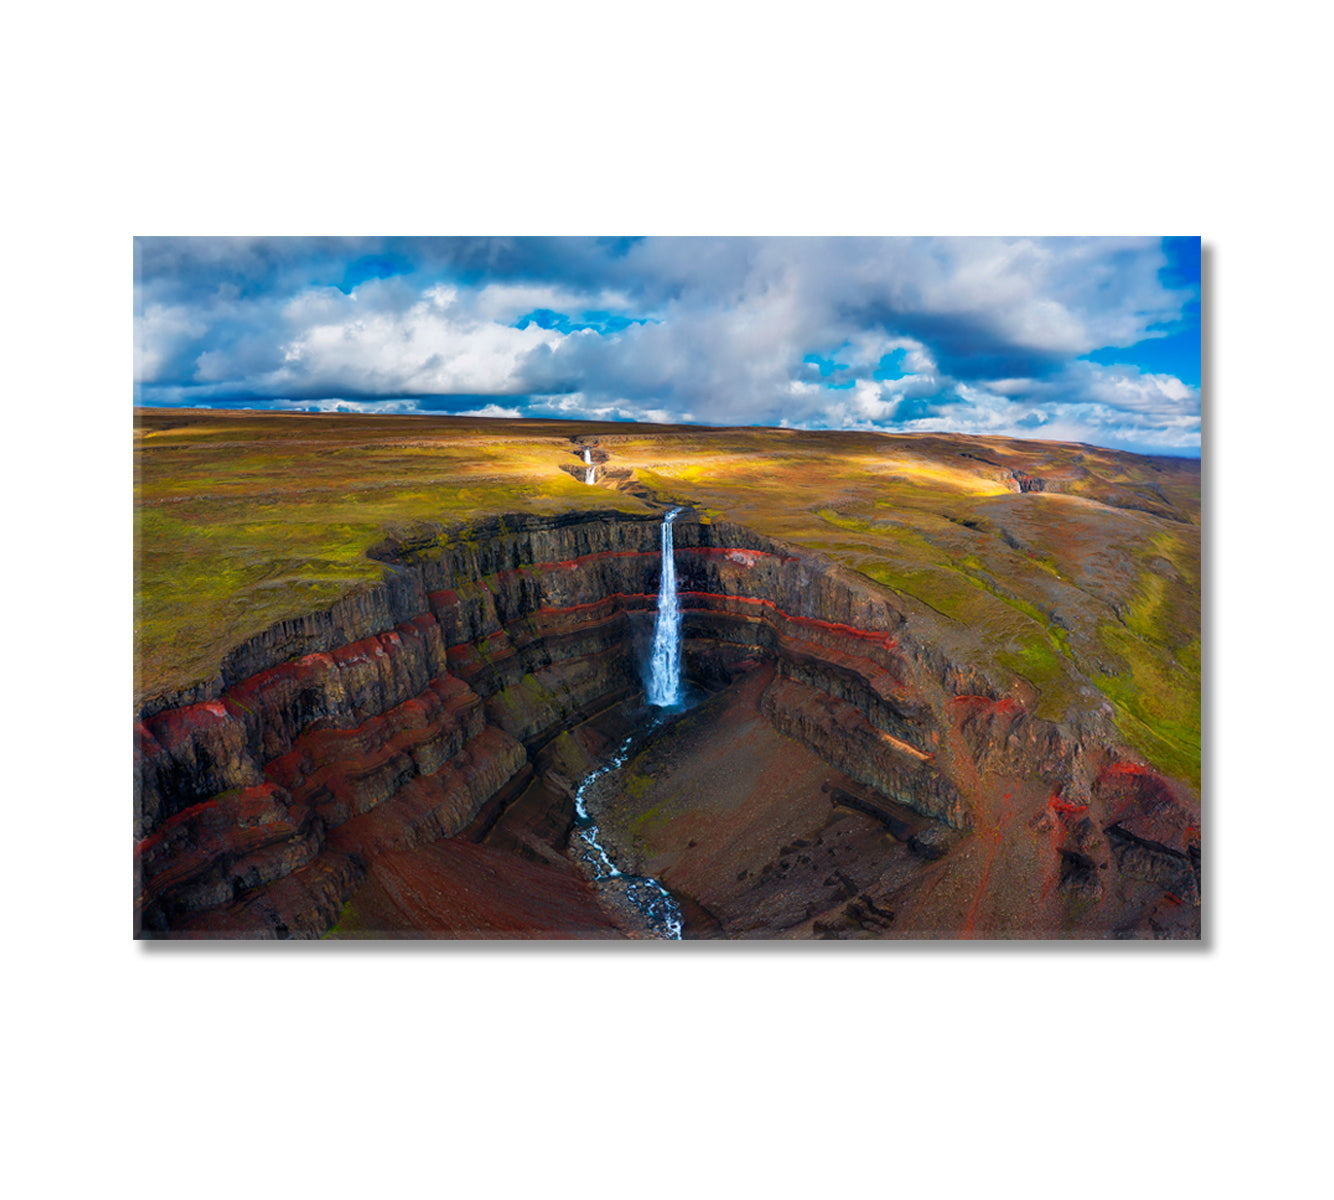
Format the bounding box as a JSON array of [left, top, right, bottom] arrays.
[[583, 446, 595, 485], [646, 507, 684, 707]]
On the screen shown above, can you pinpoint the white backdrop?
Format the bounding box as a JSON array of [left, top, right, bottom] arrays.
[[7, 3, 1327, 1197]]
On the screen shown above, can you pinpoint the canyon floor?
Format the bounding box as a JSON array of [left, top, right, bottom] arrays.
[[134, 409, 1201, 939]]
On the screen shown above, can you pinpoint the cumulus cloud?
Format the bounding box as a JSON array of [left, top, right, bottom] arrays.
[[262, 288, 561, 396], [1072, 361, 1200, 416], [134, 236, 1200, 455]]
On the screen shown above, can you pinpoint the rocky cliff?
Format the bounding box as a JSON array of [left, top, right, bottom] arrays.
[[134, 509, 1198, 938]]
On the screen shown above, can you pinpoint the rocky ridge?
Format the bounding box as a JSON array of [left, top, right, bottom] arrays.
[[134, 509, 1198, 938]]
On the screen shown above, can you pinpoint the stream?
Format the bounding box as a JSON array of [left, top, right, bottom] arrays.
[[569, 722, 683, 939]]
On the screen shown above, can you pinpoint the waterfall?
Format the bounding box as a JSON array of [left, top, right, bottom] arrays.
[[583, 446, 595, 485], [566, 502, 687, 938], [646, 507, 684, 707]]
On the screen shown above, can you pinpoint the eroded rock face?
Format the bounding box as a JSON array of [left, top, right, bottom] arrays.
[[134, 510, 1197, 938]]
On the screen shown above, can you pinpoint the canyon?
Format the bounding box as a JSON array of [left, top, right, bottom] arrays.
[[134, 411, 1201, 939]]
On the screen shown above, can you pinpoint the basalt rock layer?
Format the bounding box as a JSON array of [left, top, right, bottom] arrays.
[[134, 509, 1198, 938]]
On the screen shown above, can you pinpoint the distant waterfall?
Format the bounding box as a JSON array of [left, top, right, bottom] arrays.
[[646, 507, 684, 707], [583, 446, 595, 485]]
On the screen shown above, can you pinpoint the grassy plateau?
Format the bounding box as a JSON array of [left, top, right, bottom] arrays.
[[134, 408, 1200, 787]]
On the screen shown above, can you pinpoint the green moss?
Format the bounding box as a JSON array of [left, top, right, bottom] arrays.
[[632, 468, 697, 506], [860, 561, 974, 621], [1094, 622, 1200, 787], [995, 633, 1076, 720], [622, 764, 655, 802], [629, 802, 668, 840], [1078, 534, 1200, 785], [1124, 571, 1167, 641], [324, 900, 374, 938], [490, 673, 558, 725], [816, 508, 938, 555]]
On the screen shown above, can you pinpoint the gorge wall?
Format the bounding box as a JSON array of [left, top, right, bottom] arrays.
[[134, 509, 1198, 938]]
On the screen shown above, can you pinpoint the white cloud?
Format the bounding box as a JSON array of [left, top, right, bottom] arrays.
[[268, 397, 426, 415], [470, 282, 637, 324], [985, 377, 1038, 395], [1077, 363, 1199, 415], [257, 290, 566, 395], [455, 404, 523, 419]]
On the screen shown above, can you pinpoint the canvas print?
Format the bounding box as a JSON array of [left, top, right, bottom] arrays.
[[133, 236, 1201, 940]]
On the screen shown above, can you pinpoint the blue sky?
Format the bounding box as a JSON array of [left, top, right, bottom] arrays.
[[134, 236, 1201, 456]]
